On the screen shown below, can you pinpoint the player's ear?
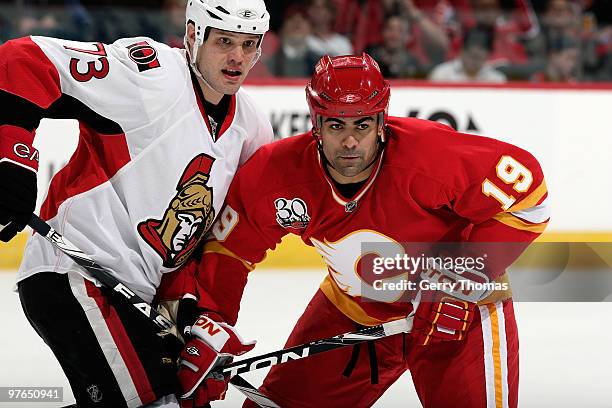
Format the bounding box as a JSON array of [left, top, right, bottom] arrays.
[[376, 117, 386, 142], [186, 22, 196, 48]]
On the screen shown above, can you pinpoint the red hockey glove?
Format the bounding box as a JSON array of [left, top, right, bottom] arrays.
[[413, 291, 476, 345], [178, 314, 255, 405], [412, 264, 492, 346]]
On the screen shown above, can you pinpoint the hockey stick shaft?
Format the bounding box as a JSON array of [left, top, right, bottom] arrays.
[[28, 214, 175, 331], [215, 315, 414, 378], [27, 214, 275, 407]]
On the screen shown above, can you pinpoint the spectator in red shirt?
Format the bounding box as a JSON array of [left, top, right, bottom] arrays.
[[469, 0, 539, 65]]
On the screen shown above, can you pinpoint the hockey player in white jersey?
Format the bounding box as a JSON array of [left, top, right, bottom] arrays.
[[0, 1, 272, 407]]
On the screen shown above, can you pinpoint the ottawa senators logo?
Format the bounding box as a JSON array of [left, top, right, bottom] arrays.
[[138, 153, 216, 268]]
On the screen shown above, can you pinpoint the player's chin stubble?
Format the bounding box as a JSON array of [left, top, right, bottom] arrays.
[[334, 157, 365, 177]]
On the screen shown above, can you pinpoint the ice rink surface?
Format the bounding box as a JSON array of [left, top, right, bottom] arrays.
[[1, 269, 611, 408]]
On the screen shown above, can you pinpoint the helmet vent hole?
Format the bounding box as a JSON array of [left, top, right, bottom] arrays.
[[206, 10, 223, 20], [215, 6, 230, 14], [237, 24, 242, 29]]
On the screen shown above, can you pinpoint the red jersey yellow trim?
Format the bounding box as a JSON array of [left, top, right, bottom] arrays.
[[203, 241, 255, 272], [319, 275, 403, 326], [493, 212, 549, 233], [508, 180, 547, 212]]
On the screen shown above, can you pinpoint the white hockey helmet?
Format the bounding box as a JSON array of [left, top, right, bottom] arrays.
[[185, 0, 270, 74]]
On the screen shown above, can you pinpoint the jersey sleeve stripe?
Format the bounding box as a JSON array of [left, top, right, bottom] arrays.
[[509, 197, 550, 224], [507, 180, 547, 213], [492, 212, 548, 233]]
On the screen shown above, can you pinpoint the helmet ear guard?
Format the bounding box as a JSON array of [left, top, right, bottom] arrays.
[[305, 53, 391, 143], [184, 0, 270, 78]]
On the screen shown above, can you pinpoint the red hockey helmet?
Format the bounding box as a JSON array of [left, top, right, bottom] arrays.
[[306, 53, 390, 140]]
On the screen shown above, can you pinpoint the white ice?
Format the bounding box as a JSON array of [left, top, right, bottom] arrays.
[[1, 269, 611, 407]]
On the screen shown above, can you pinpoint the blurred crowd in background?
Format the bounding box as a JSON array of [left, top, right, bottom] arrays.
[[0, 0, 610, 82]]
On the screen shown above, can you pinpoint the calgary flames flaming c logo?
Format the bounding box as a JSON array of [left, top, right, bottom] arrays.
[[311, 230, 412, 303], [138, 153, 216, 268]]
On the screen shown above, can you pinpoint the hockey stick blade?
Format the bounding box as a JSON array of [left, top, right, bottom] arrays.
[[28, 214, 273, 407], [228, 376, 280, 408]]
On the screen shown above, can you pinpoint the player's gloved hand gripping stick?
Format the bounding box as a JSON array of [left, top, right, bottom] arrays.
[[28, 214, 270, 406], [28, 214, 416, 407]]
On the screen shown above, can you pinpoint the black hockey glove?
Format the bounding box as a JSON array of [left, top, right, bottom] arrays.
[[0, 161, 36, 242]]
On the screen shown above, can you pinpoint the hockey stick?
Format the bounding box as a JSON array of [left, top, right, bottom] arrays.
[[215, 314, 414, 379], [205, 314, 414, 407], [27, 214, 275, 407]]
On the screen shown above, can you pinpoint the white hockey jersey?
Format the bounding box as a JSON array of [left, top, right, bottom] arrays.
[[0, 36, 273, 302]]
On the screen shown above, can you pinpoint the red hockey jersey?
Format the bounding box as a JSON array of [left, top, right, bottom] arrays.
[[183, 117, 549, 326]]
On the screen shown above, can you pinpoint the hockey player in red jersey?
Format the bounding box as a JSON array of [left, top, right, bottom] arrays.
[[0, 1, 274, 407], [159, 53, 550, 407]]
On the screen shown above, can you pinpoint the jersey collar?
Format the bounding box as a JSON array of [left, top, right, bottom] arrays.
[[189, 68, 236, 142], [316, 145, 385, 213]]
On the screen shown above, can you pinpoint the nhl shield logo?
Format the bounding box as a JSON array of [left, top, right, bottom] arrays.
[[345, 200, 358, 213], [138, 153, 216, 268]]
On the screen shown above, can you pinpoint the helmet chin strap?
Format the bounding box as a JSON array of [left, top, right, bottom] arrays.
[[185, 36, 218, 94], [184, 34, 263, 97]]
